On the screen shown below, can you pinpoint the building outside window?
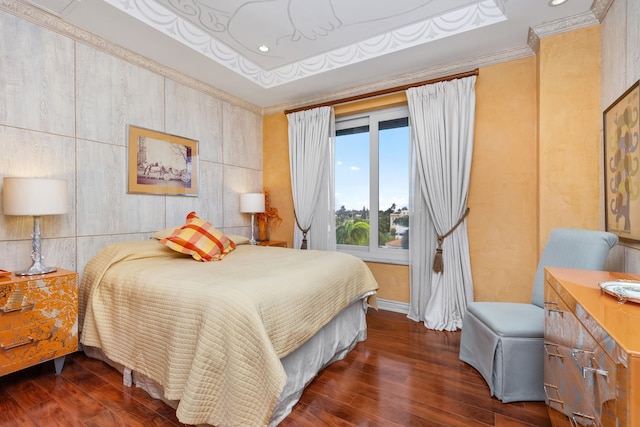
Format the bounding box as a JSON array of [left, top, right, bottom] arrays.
[[335, 106, 409, 264]]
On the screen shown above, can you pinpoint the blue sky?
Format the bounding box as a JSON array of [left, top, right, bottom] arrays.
[[335, 127, 409, 212]]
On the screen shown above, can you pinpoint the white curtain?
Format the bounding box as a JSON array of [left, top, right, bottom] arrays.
[[406, 76, 476, 331], [287, 106, 336, 250]]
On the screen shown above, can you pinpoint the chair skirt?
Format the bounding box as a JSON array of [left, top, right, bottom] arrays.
[[459, 305, 545, 402]]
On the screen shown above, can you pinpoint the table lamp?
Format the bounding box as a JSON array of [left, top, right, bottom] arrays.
[[240, 193, 265, 245], [3, 177, 68, 275]]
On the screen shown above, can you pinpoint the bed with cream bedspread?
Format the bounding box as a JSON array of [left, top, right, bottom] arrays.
[[79, 239, 378, 426]]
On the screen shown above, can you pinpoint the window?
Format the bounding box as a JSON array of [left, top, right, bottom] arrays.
[[335, 106, 409, 264]]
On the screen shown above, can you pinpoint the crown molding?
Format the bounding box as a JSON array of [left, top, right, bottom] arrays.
[[526, 0, 614, 55], [527, 28, 540, 56], [264, 44, 534, 116], [530, 10, 598, 40], [591, 0, 615, 22], [0, 0, 262, 114]]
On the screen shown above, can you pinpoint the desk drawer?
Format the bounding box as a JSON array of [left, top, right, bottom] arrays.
[[544, 341, 616, 425], [544, 286, 617, 425]]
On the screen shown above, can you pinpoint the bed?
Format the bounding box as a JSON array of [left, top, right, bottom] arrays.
[[78, 232, 378, 427]]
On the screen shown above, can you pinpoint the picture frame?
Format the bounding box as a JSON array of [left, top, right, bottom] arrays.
[[603, 80, 640, 242], [127, 125, 199, 196]]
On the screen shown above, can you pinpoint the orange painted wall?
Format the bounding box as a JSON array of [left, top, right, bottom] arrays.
[[537, 26, 602, 244], [366, 262, 410, 302], [262, 113, 294, 248], [468, 57, 539, 303], [262, 25, 601, 305]]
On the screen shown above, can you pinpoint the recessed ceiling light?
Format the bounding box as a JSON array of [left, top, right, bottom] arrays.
[[549, 0, 567, 5], [258, 45, 269, 53]]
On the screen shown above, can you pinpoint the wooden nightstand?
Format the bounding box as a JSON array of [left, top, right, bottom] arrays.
[[0, 269, 78, 376], [256, 240, 287, 248]]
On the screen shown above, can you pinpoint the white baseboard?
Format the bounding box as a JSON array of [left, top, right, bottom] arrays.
[[375, 298, 409, 314]]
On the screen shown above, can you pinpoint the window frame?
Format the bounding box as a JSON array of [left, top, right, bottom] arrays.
[[334, 105, 410, 265]]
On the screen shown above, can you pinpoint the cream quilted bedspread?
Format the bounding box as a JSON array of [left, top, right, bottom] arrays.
[[79, 240, 378, 427]]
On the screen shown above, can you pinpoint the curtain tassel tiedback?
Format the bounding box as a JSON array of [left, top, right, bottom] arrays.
[[432, 207, 470, 273], [295, 214, 311, 250], [432, 236, 445, 273]]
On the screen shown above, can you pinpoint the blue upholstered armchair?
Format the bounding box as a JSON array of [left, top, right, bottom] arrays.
[[458, 228, 618, 402]]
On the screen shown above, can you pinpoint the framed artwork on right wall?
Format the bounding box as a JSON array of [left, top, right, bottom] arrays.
[[603, 80, 640, 242]]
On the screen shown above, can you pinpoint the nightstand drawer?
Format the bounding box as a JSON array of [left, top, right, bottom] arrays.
[[0, 276, 77, 331], [1, 318, 55, 351], [0, 317, 77, 371]]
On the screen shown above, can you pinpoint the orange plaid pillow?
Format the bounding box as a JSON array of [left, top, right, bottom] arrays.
[[160, 212, 236, 261]]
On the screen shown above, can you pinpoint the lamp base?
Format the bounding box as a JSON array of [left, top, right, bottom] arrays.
[[15, 215, 57, 276], [14, 262, 57, 276], [249, 212, 258, 245]]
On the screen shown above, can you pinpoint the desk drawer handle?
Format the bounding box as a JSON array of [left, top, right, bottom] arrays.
[[1, 336, 34, 350], [544, 342, 564, 361], [543, 383, 564, 407], [571, 349, 609, 382], [570, 411, 595, 426], [1, 303, 35, 313], [544, 301, 564, 317]]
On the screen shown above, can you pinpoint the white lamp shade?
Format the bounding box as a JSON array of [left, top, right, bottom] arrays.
[[240, 193, 265, 213], [3, 177, 68, 216]]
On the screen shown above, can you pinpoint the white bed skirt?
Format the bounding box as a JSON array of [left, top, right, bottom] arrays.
[[83, 297, 370, 426]]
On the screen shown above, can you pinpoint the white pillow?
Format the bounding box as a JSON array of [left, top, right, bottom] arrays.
[[226, 234, 251, 245], [151, 227, 180, 240]]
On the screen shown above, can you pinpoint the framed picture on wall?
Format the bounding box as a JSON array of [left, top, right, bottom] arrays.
[[127, 125, 199, 196], [603, 80, 640, 242]]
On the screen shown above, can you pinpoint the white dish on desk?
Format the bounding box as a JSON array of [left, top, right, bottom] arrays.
[[599, 280, 640, 304]]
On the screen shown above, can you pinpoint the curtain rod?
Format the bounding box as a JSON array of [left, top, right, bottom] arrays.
[[284, 68, 479, 115]]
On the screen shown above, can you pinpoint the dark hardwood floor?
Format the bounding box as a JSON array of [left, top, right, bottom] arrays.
[[0, 309, 550, 426]]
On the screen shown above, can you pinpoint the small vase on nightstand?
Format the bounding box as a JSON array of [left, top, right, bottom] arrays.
[[258, 219, 268, 241]]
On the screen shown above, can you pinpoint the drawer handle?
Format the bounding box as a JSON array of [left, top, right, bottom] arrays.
[[543, 383, 564, 408], [544, 342, 564, 361], [570, 411, 596, 426], [1, 303, 35, 313], [571, 349, 609, 382], [544, 301, 564, 317], [1, 336, 34, 350]]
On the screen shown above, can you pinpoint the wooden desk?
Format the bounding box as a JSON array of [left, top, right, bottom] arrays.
[[544, 268, 640, 426]]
